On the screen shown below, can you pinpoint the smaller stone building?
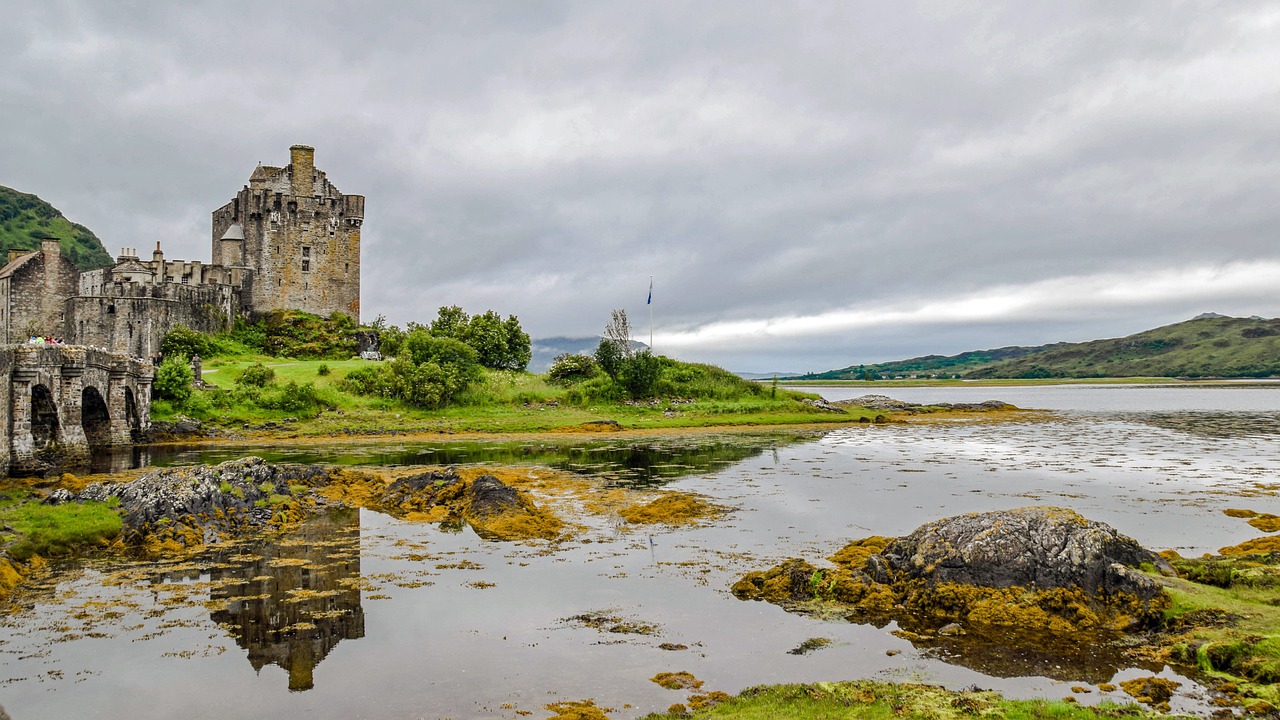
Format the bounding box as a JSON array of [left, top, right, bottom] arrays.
[[70, 243, 242, 359], [0, 239, 81, 343]]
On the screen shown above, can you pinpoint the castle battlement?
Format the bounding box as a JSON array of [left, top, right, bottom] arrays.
[[0, 146, 363, 358]]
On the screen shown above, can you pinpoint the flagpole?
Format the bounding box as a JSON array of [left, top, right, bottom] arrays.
[[648, 275, 654, 352]]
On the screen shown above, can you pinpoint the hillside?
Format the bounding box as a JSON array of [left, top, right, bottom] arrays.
[[787, 344, 1057, 380], [966, 316, 1280, 379], [0, 185, 112, 270]]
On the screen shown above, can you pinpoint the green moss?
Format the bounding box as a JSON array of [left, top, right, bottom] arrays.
[[635, 680, 1155, 720], [0, 495, 122, 560]]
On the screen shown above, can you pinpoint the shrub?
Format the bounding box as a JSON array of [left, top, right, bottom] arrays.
[[317, 363, 331, 376], [618, 350, 663, 399], [548, 353, 598, 383], [161, 326, 215, 360], [154, 354, 194, 403], [236, 362, 275, 387]]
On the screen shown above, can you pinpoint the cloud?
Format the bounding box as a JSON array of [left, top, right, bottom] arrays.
[[2, 1, 1278, 373]]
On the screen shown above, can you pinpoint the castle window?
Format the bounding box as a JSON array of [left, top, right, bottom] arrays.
[[302, 260, 310, 272], [302, 246, 310, 258]]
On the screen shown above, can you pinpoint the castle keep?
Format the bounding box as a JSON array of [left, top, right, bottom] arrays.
[[0, 146, 364, 358], [211, 145, 364, 319]]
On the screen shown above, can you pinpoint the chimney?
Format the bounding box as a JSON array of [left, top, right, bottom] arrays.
[[41, 237, 60, 259], [290, 144, 315, 197], [152, 241, 164, 265], [8, 249, 25, 263]]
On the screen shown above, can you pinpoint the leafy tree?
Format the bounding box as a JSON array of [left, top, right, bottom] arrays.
[[502, 315, 532, 371], [594, 339, 623, 380], [161, 326, 214, 360], [429, 305, 470, 340], [154, 355, 194, 403], [618, 350, 662, 398]]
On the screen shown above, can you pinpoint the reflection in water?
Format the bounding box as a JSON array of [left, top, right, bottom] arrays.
[[208, 509, 365, 691], [1122, 411, 1280, 439], [131, 433, 807, 487], [905, 627, 1156, 684]]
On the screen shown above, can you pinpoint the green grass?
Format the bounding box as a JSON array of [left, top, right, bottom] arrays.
[[154, 356, 880, 435], [0, 185, 113, 270], [1157, 560, 1280, 699], [0, 490, 123, 560], [636, 681, 1158, 719]]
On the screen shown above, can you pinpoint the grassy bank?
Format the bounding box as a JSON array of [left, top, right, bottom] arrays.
[[154, 356, 879, 436], [630, 681, 1160, 720]]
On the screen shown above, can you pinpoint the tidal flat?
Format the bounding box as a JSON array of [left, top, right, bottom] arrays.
[[2, 386, 1280, 719]]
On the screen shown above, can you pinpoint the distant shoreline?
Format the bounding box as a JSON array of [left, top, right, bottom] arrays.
[[777, 376, 1280, 388]]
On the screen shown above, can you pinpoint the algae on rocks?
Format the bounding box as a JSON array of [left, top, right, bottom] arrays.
[[733, 507, 1174, 640]]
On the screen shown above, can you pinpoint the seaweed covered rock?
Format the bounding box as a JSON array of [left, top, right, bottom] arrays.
[[879, 506, 1173, 600], [733, 507, 1173, 639], [462, 474, 563, 540], [378, 470, 462, 515], [468, 475, 522, 518], [62, 457, 334, 551]]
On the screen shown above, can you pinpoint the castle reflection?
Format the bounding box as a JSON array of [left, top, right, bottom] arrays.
[[209, 508, 366, 691]]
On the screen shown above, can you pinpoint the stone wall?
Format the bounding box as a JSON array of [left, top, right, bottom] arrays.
[[211, 146, 363, 322], [67, 282, 240, 358]]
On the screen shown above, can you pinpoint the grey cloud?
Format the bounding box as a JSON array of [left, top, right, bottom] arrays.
[[3, 1, 1278, 372]]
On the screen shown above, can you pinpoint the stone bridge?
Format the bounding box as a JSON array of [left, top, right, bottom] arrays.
[[0, 345, 152, 476]]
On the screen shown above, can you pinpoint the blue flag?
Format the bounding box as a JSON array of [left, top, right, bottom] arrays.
[[647, 277, 652, 305]]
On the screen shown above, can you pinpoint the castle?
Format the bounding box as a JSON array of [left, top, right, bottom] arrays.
[[0, 145, 364, 357]]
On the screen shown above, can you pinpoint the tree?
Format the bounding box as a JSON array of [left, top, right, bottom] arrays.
[[594, 339, 623, 379], [501, 315, 532, 371], [603, 309, 633, 359], [618, 350, 662, 398], [154, 354, 194, 403], [429, 305, 470, 340], [161, 325, 213, 360]]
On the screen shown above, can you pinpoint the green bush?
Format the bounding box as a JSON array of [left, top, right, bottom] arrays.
[[154, 355, 193, 403], [548, 353, 598, 383], [618, 350, 663, 399], [236, 362, 275, 387], [317, 363, 331, 376], [161, 326, 215, 360]]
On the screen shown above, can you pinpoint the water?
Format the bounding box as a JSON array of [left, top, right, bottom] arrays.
[[3, 386, 1280, 718]]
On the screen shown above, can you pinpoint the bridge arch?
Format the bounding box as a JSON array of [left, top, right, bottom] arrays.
[[1, 345, 153, 476], [82, 386, 111, 447]]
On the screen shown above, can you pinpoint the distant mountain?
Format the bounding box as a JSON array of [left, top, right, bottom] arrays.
[[967, 315, 1280, 379], [786, 344, 1057, 380], [796, 315, 1280, 381], [735, 371, 803, 380], [528, 336, 648, 373], [0, 185, 112, 270]]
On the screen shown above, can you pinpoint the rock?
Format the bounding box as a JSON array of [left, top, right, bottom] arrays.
[[938, 622, 963, 636], [71, 457, 332, 544], [380, 470, 459, 507], [468, 475, 521, 518], [876, 506, 1173, 601], [43, 488, 75, 505], [801, 398, 846, 413]]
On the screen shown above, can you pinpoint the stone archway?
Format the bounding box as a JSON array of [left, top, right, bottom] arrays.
[[31, 384, 60, 452], [124, 387, 142, 441], [82, 386, 111, 447]]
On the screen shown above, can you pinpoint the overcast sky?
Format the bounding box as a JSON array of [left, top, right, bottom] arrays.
[[3, 2, 1278, 373]]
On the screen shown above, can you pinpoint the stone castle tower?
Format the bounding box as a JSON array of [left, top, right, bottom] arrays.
[[210, 145, 365, 321]]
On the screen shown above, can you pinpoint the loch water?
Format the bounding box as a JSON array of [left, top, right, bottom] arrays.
[[3, 385, 1280, 719]]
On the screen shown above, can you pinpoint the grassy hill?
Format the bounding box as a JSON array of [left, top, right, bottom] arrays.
[[0, 185, 112, 270], [787, 344, 1057, 380], [967, 315, 1280, 379]]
